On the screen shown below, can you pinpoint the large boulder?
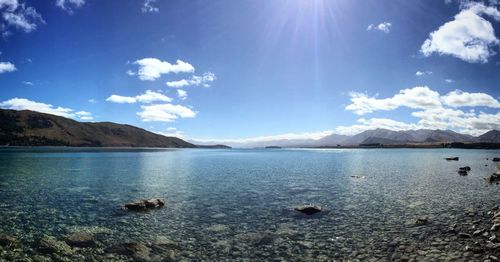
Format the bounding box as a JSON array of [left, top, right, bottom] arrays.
[[124, 198, 165, 211], [294, 205, 322, 215]]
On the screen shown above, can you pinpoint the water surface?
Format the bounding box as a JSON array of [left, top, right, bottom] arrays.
[[0, 148, 499, 261]]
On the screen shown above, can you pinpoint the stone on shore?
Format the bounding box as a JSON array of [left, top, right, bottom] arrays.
[[445, 157, 459, 161], [294, 205, 322, 215], [124, 198, 165, 211]]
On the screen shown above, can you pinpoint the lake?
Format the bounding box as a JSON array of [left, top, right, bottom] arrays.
[[0, 148, 499, 261]]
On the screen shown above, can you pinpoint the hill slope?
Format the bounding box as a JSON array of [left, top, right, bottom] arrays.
[[476, 130, 500, 142], [0, 109, 195, 147]]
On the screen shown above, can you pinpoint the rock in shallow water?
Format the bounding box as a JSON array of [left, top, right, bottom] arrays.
[[486, 172, 500, 183], [415, 218, 428, 225], [124, 198, 165, 211], [445, 157, 459, 161], [294, 205, 322, 215], [0, 234, 17, 248], [38, 236, 73, 255], [105, 242, 151, 261], [65, 232, 95, 247]]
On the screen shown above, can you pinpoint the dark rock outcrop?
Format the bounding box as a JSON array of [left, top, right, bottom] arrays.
[[445, 157, 459, 161]]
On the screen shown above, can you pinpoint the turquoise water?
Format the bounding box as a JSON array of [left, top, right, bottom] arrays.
[[0, 148, 499, 261]]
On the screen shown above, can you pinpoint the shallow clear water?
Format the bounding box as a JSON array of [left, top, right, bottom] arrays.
[[0, 148, 499, 261]]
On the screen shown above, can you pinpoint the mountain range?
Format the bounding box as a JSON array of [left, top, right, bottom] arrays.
[[1, 109, 498, 148], [292, 129, 499, 147]]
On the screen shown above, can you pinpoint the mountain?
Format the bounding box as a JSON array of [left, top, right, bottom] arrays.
[[476, 130, 500, 142], [0, 109, 196, 147], [308, 133, 350, 147], [342, 129, 415, 145], [340, 128, 477, 145]]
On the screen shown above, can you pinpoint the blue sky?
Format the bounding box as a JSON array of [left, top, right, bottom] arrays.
[[0, 0, 499, 144]]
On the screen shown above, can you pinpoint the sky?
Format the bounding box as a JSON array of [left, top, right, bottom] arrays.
[[0, 0, 499, 145]]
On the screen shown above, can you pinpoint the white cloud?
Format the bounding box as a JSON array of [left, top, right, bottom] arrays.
[[137, 103, 196, 122], [342, 86, 500, 136], [55, 0, 85, 14], [441, 89, 500, 108], [367, 22, 391, 33], [153, 127, 185, 138], [0, 97, 93, 120], [445, 79, 454, 83], [166, 72, 216, 88], [75, 110, 93, 120], [22, 80, 33, 85], [345, 86, 442, 115], [142, 0, 158, 13], [415, 70, 432, 76], [177, 89, 187, 100], [106, 90, 172, 104], [0, 61, 16, 73], [0, 0, 44, 35], [105, 94, 136, 104], [132, 58, 194, 81], [420, 2, 500, 63], [88, 98, 96, 103], [135, 90, 172, 103], [126, 70, 136, 76]]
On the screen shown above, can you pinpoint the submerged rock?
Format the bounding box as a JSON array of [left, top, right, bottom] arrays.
[[105, 242, 151, 261], [458, 166, 471, 175], [38, 236, 73, 255], [493, 157, 500, 162], [415, 218, 428, 225], [294, 205, 322, 215], [124, 198, 165, 211], [0, 234, 17, 248], [459, 166, 471, 171], [445, 157, 459, 161], [65, 232, 95, 247]]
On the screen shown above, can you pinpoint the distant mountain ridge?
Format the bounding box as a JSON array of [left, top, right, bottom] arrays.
[[310, 129, 499, 147], [0, 109, 196, 147]]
